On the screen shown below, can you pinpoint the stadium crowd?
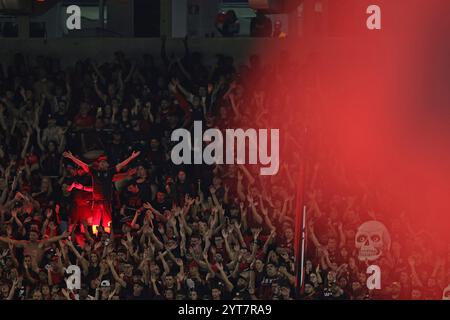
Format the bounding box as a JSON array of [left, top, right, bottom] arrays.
[[300, 161, 450, 300], [0, 37, 448, 300]]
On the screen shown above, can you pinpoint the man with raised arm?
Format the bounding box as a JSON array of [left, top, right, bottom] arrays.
[[62, 151, 140, 232]]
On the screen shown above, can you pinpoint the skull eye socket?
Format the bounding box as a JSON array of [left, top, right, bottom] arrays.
[[371, 235, 381, 242], [357, 235, 367, 243]]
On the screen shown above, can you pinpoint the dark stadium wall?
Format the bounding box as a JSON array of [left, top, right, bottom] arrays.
[[0, 37, 291, 67]]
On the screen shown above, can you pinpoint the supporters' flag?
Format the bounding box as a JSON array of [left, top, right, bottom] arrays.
[[294, 163, 307, 295]]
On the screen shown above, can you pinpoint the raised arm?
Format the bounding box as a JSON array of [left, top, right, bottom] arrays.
[[259, 196, 275, 231], [307, 219, 324, 250], [6, 279, 18, 300], [106, 257, 127, 287], [20, 128, 32, 159], [262, 229, 276, 254], [236, 171, 246, 202], [221, 229, 235, 261], [91, 61, 106, 84], [115, 151, 140, 172], [67, 182, 93, 193], [35, 126, 45, 152], [172, 78, 194, 102], [66, 240, 89, 273], [157, 251, 170, 274], [62, 151, 90, 173], [248, 195, 263, 226], [215, 263, 234, 292], [238, 164, 255, 186], [41, 231, 70, 246], [408, 256, 424, 288], [0, 237, 24, 247], [143, 202, 167, 224]]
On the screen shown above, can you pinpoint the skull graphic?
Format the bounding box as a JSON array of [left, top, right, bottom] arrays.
[[355, 220, 391, 262]]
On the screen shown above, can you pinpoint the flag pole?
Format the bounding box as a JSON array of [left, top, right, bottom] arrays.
[[294, 161, 306, 296], [299, 205, 307, 289]]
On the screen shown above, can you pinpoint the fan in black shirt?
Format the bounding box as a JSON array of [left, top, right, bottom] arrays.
[[62, 150, 141, 231]]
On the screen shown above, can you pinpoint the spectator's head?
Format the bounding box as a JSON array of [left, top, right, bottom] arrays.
[[266, 263, 277, 277], [29, 230, 39, 242], [146, 261, 158, 275], [213, 235, 224, 248], [51, 285, 60, 299], [41, 284, 51, 298], [107, 83, 116, 96], [309, 273, 319, 286], [164, 274, 175, 288], [271, 281, 280, 297], [237, 274, 249, 290], [338, 276, 348, 290], [121, 108, 130, 120], [31, 289, 42, 300], [427, 277, 437, 288], [132, 270, 143, 283], [133, 280, 144, 296], [97, 155, 110, 171], [254, 259, 264, 272], [283, 227, 294, 242], [23, 255, 32, 269], [164, 288, 174, 300], [79, 286, 89, 300], [304, 282, 315, 295], [225, 10, 237, 23], [136, 165, 147, 178], [176, 293, 186, 300], [214, 253, 224, 264], [211, 286, 222, 300], [391, 282, 402, 297], [340, 246, 349, 259], [117, 248, 127, 262], [47, 115, 57, 128], [327, 237, 338, 252], [351, 281, 363, 296], [123, 263, 133, 277], [89, 252, 99, 265], [189, 290, 198, 300], [41, 177, 51, 192], [411, 288, 422, 300], [177, 170, 186, 183], [0, 283, 9, 298], [357, 272, 367, 285], [38, 270, 47, 284], [185, 258, 197, 272], [190, 234, 202, 248], [127, 182, 139, 194], [305, 260, 313, 272], [156, 191, 165, 203], [332, 284, 344, 298]]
